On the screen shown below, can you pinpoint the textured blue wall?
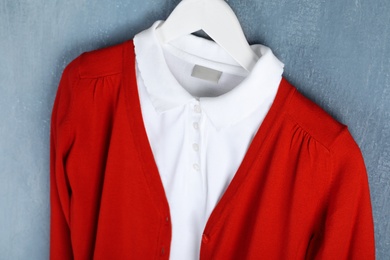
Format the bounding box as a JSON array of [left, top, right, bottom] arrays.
[[0, 0, 389, 258]]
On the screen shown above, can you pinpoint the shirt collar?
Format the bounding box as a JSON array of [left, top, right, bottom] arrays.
[[133, 20, 284, 129]]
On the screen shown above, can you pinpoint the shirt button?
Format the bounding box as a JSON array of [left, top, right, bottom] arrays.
[[193, 163, 200, 171], [192, 143, 199, 151], [160, 246, 165, 256], [194, 104, 201, 113], [202, 234, 210, 244], [193, 122, 199, 130]]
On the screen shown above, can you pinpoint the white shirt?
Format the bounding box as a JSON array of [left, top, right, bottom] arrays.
[[133, 20, 284, 259]]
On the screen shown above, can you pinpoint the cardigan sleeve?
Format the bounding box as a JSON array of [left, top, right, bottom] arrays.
[[50, 57, 79, 260], [306, 128, 375, 259]]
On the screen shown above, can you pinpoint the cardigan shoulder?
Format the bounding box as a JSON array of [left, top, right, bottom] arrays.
[[54, 40, 134, 138], [283, 79, 347, 150], [76, 40, 132, 79]]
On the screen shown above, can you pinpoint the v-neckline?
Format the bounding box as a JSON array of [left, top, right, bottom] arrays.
[[122, 39, 295, 237]]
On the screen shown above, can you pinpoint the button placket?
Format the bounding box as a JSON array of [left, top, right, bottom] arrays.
[[191, 102, 202, 174], [160, 214, 170, 257]]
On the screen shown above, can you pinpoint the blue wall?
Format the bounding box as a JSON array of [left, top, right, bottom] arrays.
[[0, 0, 389, 258]]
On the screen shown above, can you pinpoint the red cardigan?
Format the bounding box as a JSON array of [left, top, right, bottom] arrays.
[[50, 40, 375, 259]]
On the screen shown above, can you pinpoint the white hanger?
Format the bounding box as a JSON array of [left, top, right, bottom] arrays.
[[155, 0, 259, 71]]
